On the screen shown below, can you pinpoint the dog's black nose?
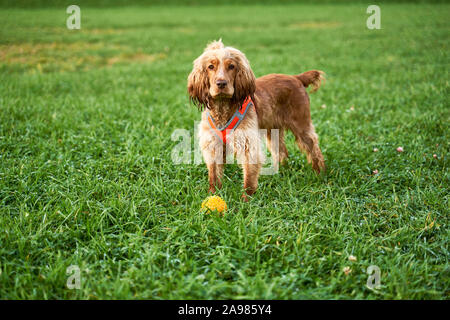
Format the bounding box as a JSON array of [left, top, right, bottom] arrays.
[[216, 80, 227, 89]]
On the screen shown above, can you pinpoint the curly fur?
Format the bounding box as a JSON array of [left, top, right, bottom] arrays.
[[187, 40, 326, 200]]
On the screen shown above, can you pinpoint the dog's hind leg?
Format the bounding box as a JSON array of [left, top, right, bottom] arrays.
[[291, 125, 325, 173]]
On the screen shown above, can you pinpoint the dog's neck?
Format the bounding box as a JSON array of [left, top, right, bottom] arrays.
[[207, 98, 239, 128]]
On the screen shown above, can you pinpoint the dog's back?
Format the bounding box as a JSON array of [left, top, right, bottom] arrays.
[[254, 70, 326, 173]]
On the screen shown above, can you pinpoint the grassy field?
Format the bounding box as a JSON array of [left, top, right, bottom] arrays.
[[0, 2, 448, 299]]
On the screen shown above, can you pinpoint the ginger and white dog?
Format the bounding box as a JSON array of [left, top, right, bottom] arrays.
[[188, 40, 325, 200]]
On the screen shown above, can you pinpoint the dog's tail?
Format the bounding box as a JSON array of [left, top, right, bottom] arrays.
[[296, 70, 325, 93]]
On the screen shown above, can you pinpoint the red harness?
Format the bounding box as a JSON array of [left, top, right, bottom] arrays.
[[206, 97, 254, 144]]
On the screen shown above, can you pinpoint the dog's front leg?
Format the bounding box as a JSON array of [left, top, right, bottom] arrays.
[[207, 162, 224, 193], [207, 162, 218, 193], [242, 163, 260, 201], [203, 142, 225, 194], [242, 146, 262, 201]]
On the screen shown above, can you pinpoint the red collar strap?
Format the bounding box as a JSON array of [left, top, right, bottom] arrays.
[[206, 97, 254, 144]]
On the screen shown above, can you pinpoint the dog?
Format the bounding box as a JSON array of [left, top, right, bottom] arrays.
[[187, 40, 325, 200]]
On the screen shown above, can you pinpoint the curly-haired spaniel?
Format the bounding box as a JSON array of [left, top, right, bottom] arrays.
[[188, 40, 325, 200]]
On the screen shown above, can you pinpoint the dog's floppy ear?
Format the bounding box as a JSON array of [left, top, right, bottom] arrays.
[[233, 52, 256, 106], [187, 57, 210, 110]]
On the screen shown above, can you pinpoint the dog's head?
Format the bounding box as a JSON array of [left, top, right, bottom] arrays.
[[187, 39, 256, 110]]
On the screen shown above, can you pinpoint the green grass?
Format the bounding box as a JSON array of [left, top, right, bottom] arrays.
[[0, 2, 448, 299]]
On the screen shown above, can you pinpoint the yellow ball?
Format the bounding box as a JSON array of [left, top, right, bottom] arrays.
[[201, 196, 227, 214]]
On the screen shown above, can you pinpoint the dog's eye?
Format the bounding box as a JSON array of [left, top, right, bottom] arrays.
[[208, 65, 214, 70], [229, 64, 235, 70]]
